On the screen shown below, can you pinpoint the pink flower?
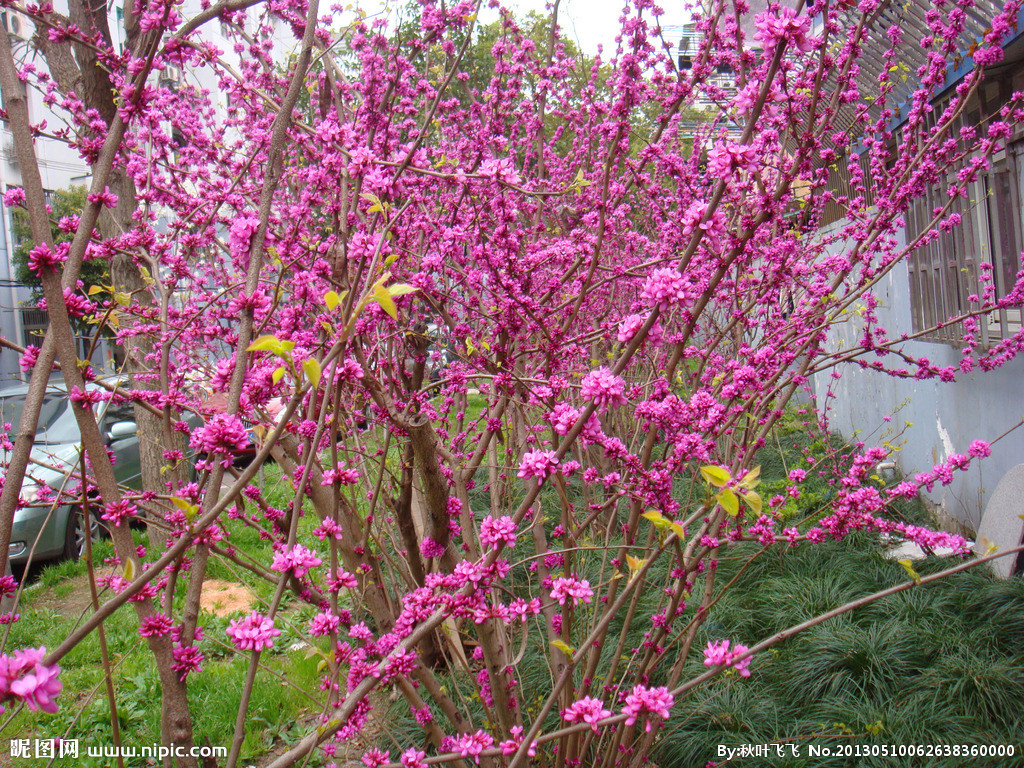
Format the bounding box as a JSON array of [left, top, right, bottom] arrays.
[[707, 141, 759, 180], [968, 440, 991, 458], [581, 367, 627, 411], [730, 644, 753, 677], [170, 645, 204, 682], [480, 515, 517, 548], [454, 730, 494, 763], [361, 749, 390, 768], [518, 450, 559, 483], [0, 576, 16, 598], [642, 268, 693, 310], [617, 313, 663, 345], [271, 544, 322, 578], [420, 536, 446, 558], [478, 157, 520, 185], [9, 662, 62, 713], [2, 187, 25, 207], [621, 685, 673, 732], [226, 611, 280, 652], [19, 345, 39, 373], [703, 639, 753, 677], [508, 597, 541, 621], [754, 6, 812, 53], [86, 187, 118, 208], [229, 213, 260, 263], [499, 725, 537, 757], [27, 243, 66, 275], [703, 639, 731, 667], [547, 403, 581, 436], [400, 748, 428, 768], [308, 611, 341, 636], [0, 647, 62, 714], [101, 499, 138, 527], [138, 613, 174, 638], [190, 412, 250, 455], [550, 576, 593, 607], [563, 696, 613, 731]]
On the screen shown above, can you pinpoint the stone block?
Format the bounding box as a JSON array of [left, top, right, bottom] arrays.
[[974, 463, 1024, 578]]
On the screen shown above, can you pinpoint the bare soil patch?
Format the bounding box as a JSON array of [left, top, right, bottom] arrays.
[[199, 579, 256, 616]]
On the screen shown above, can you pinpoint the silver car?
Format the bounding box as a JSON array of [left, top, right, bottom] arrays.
[[1, 379, 141, 565]]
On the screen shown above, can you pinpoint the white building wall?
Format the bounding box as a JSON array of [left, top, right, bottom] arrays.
[[813, 223, 1024, 532]]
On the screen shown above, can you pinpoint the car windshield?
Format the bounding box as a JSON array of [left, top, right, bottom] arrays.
[[0, 392, 82, 445]]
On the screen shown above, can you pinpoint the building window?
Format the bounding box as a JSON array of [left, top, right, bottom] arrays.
[[905, 82, 1024, 346]]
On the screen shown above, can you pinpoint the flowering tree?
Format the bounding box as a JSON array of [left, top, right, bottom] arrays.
[[1, 0, 1023, 766]]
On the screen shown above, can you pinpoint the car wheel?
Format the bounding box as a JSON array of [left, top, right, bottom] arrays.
[[62, 508, 106, 562]]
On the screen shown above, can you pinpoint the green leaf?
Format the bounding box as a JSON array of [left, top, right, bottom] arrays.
[[113, 291, 131, 307], [374, 284, 398, 320], [324, 290, 340, 311], [248, 335, 284, 354], [625, 554, 646, 577], [897, 558, 921, 585], [302, 358, 322, 388], [551, 640, 574, 656], [170, 496, 199, 520], [123, 558, 136, 582], [360, 192, 385, 214], [739, 466, 761, 489], [272, 366, 286, 385], [387, 283, 418, 298], [700, 465, 731, 488], [741, 490, 763, 516], [717, 488, 740, 516], [642, 510, 669, 530]]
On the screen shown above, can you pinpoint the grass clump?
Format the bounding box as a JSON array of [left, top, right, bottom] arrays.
[[657, 535, 1024, 768]]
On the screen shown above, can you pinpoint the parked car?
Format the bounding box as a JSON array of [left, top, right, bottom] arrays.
[[0, 379, 141, 566]]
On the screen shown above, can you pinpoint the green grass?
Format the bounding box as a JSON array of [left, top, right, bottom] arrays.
[[6, 406, 1021, 768], [656, 535, 1024, 768], [0, 473, 327, 767]]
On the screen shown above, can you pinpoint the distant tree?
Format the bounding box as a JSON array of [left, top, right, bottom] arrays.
[[11, 185, 107, 300]]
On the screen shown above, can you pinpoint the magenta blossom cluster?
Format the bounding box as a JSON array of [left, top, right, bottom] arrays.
[[26, 243, 66, 275], [550, 576, 593, 607], [6, 0, 1023, 762], [580, 367, 627, 411], [518, 450, 560, 483], [563, 696, 613, 731], [271, 545, 322, 578], [226, 611, 281, 652], [480, 515, 517, 548], [642, 268, 695, 311], [621, 685, 674, 732], [703, 639, 753, 677], [189, 413, 250, 463], [0, 647, 61, 714]]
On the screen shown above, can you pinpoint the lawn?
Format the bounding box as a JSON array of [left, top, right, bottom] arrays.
[[2, 409, 1021, 768], [1, 461, 329, 766]]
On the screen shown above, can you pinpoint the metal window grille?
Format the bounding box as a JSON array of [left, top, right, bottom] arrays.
[[906, 140, 1024, 346]]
